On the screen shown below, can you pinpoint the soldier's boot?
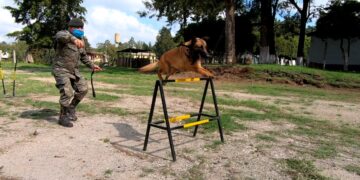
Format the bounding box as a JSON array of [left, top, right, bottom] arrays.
[[69, 98, 81, 121], [59, 105, 65, 120], [58, 106, 73, 127]]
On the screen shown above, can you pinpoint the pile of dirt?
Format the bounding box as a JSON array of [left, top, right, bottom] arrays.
[[210, 66, 255, 81], [208, 66, 358, 89]]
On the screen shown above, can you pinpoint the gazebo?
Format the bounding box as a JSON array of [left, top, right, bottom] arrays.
[[115, 48, 156, 68]]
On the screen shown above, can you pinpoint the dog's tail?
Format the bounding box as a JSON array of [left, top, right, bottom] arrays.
[[138, 61, 158, 73]]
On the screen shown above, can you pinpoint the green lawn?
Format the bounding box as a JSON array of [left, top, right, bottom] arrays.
[[1, 62, 360, 178]]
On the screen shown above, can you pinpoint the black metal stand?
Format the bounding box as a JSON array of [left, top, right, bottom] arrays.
[[143, 77, 224, 161]]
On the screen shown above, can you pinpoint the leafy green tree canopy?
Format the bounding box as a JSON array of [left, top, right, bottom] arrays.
[[154, 27, 177, 57], [5, 0, 86, 49], [316, 0, 360, 39]]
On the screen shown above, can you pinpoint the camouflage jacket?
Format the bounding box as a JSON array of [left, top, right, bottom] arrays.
[[52, 30, 94, 79]]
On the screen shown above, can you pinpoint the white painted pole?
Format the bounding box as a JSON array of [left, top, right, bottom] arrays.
[[13, 50, 16, 64]]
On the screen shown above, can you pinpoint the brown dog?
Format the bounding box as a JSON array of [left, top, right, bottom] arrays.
[[139, 37, 214, 81]]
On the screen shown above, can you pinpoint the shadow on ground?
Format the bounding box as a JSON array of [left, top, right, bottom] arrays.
[[108, 122, 210, 161], [20, 108, 58, 123]]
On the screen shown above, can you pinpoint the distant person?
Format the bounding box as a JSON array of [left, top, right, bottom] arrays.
[[52, 18, 102, 127]]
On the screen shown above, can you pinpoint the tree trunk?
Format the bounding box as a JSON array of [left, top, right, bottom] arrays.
[[269, 0, 279, 63], [340, 38, 350, 71], [269, 18, 276, 63], [260, 0, 272, 64], [294, 0, 310, 66], [25, 50, 34, 63], [322, 40, 328, 70], [260, 46, 270, 64], [224, 0, 236, 64], [296, 11, 307, 66]]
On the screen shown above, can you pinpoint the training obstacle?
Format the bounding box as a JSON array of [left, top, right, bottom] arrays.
[[143, 77, 224, 161]]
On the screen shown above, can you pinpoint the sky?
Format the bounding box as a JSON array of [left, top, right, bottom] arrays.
[[0, 0, 329, 47]]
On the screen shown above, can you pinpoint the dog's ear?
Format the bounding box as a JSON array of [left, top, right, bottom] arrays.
[[190, 36, 197, 47]]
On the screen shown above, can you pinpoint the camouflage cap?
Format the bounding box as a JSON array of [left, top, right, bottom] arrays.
[[68, 18, 84, 28]]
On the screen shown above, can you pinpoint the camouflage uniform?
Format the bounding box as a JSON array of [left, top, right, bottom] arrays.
[[52, 30, 94, 125]]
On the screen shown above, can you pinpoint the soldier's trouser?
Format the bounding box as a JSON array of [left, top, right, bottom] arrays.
[[54, 76, 88, 107]]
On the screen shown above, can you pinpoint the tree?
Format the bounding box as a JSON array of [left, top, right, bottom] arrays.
[[127, 37, 137, 49], [154, 27, 177, 57], [287, 0, 316, 65], [181, 16, 255, 61], [316, 0, 360, 71], [225, 0, 236, 64], [0, 41, 28, 62], [96, 40, 117, 61], [247, 0, 280, 64], [139, 0, 239, 64], [84, 37, 92, 51], [5, 0, 86, 63], [275, 15, 300, 37]]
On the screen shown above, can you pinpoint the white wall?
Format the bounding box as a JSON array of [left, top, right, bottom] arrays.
[[308, 37, 360, 65]]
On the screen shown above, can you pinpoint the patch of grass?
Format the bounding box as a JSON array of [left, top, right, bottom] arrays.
[[77, 103, 128, 116], [344, 165, 360, 175], [249, 64, 360, 87], [284, 158, 328, 180], [104, 169, 113, 177], [255, 134, 277, 142], [24, 99, 129, 117], [185, 156, 206, 180], [0, 108, 8, 117], [256, 84, 328, 98], [291, 126, 326, 138], [101, 138, 110, 143], [337, 125, 360, 147], [241, 82, 360, 102], [221, 109, 266, 122], [303, 111, 312, 115], [141, 167, 155, 174], [182, 147, 195, 154], [204, 140, 223, 150], [313, 142, 337, 159], [101, 107, 128, 116], [201, 114, 247, 133], [274, 99, 291, 105], [24, 99, 58, 110], [92, 93, 119, 102]]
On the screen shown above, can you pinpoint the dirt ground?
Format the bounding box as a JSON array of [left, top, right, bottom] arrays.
[[0, 71, 360, 180]]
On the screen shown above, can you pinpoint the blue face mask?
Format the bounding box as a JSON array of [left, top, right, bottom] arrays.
[[71, 29, 84, 39]]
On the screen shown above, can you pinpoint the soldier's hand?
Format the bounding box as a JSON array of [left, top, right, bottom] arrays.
[[73, 39, 84, 49], [92, 65, 102, 72]]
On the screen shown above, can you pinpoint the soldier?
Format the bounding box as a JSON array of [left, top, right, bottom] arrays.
[[52, 18, 102, 127]]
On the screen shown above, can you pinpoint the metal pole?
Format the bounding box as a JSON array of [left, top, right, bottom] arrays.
[[209, 78, 224, 142], [159, 80, 176, 161], [0, 55, 6, 95], [193, 78, 210, 137], [12, 50, 17, 97], [143, 81, 159, 151]]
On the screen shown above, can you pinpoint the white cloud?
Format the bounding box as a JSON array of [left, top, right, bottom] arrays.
[[85, 6, 159, 47], [0, 0, 24, 42], [0, 0, 164, 45], [84, 0, 144, 15], [314, 0, 330, 7]]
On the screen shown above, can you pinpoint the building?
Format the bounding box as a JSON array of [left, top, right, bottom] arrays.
[[308, 36, 360, 71], [115, 48, 156, 68], [0, 50, 10, 60], [86, 51, 107, 64]]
